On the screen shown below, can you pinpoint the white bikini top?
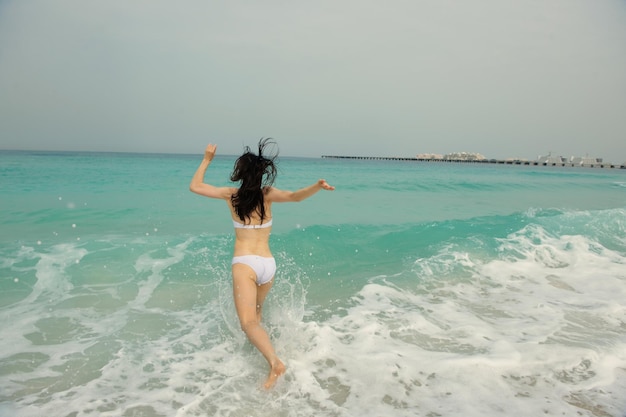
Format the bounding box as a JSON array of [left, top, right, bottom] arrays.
[[232, 218, 273, 229]]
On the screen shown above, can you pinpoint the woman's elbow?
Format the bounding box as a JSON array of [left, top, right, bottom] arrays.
[[189, 183, 201, 194]]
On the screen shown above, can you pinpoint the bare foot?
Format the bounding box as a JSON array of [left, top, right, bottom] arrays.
[[263, 359, 286, 389]]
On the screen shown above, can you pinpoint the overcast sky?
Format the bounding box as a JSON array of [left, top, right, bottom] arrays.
[[1, 0, 625, 161]]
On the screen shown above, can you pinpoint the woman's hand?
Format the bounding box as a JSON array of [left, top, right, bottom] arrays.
[[318, 179, 335, 191], [204, 144, 217, 161]]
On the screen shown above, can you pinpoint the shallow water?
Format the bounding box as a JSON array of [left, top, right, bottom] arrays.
[[1, 151, 625, 416]]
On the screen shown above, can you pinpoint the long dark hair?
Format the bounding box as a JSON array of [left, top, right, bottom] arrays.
[[230, 138, 278, 224]]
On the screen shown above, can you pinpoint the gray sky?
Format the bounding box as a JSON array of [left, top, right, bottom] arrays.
[[1, 0, 625, 161]]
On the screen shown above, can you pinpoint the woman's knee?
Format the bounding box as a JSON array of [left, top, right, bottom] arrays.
[[239, 318, 259, 333]]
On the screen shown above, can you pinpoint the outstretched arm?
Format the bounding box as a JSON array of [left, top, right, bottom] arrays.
[[189, 144, 233, 199], [266, 179, 335, 203]]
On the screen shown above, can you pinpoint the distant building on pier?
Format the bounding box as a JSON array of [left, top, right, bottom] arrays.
[[537, 153, 566, 165], [416, 153, 443, 160], [443, 152, 487, 161], [537, 153, 607, 167]]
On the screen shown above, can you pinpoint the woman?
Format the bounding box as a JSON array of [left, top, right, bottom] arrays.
[[189, 139, 334, 389]]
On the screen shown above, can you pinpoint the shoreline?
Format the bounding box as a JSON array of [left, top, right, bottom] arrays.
[[321, 155, 626, 169]]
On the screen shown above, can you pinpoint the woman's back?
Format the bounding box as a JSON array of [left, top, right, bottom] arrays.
[[228, 197, 273, 257]]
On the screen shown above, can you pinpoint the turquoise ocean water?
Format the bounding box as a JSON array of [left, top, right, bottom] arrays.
[[1, 150, 625, 417]]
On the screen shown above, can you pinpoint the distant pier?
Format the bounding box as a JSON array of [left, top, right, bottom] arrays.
[[321, 155, 626, 169]]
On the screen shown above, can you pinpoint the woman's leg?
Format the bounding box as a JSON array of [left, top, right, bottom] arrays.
[[255, 275, 273, 323], [232, 264, 285, 388]]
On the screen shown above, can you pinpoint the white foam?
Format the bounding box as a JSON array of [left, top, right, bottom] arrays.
[[2, 227, 625, 417], [254, 224, 626, 416]]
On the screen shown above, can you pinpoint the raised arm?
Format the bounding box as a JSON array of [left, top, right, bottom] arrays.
[[266, 179, 335, 203], [189, 144, 233, 200]]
